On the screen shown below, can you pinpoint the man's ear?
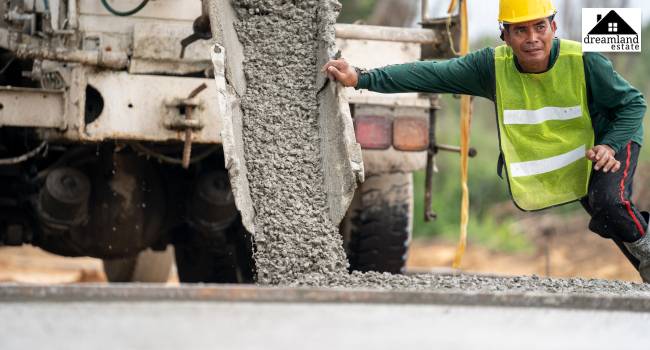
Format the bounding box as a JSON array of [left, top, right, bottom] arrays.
[[551, 20, 557, 34], [502, 29, 511, 45]]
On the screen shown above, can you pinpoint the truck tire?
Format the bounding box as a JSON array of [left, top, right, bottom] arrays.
[[173, 223, 255, 284], [103, 246, 174, 283], [342, 172, 413, 274]]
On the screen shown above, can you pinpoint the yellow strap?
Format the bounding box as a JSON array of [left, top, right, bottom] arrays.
[[449, 0, 472, 269], [446, 0, 458, 14]]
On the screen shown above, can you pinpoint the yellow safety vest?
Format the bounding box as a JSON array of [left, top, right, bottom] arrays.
[[495, 39, 595, 211]]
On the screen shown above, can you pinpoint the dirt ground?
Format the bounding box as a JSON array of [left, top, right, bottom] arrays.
[[409, 212, 642, 282], [0, 210, 641, 284], [409, 234, 640, 282], [0, 246, 108, 284], [0, 246, 183, 284]]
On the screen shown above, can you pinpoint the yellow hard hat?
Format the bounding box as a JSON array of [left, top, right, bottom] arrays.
[[498, 0, 557, 24]]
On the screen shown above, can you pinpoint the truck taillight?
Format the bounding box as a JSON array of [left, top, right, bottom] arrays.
[[393, 117, 429, 151], [354, 115, 392, 150]]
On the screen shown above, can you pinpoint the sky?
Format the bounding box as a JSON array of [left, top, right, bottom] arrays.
[[425, 0, 650, 40]]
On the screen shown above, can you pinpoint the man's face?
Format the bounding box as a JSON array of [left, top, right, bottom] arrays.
[[503, 18, 557, 71]]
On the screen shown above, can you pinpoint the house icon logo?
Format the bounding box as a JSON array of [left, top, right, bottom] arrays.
[[588, 10, 637, 35], [582, 8, 641, 52]]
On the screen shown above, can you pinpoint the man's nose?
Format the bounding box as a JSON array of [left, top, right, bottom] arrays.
[[526, 30, 540, 45]]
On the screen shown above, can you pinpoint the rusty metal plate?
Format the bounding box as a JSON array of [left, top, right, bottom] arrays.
[[0, 87, 65, 129]]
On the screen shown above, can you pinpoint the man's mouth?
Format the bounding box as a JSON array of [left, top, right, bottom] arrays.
[[524, 48, 543, 54]]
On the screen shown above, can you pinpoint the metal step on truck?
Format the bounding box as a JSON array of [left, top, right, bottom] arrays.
[[0, 0, 463, 282]]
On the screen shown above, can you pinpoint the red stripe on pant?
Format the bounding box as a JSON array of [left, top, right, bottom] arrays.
[[619, 142, 645, 237]]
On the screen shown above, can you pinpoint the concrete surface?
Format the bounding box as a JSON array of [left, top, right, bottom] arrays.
[[1, 284, 650, 350]]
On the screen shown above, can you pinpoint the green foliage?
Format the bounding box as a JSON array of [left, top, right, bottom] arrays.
[[412, 96, 530, 252], [337, 0, 377, 23]]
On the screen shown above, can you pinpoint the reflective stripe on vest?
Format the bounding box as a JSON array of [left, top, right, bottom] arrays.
[[495, 39, 595, 211], [510, 145, 586, 178], [504, 106, 582, 125]]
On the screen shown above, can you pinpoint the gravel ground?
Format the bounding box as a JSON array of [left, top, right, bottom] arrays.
[[299, 271, 650, 295]]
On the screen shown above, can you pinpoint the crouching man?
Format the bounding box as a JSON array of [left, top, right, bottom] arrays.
[[324, 0, 649, 280]]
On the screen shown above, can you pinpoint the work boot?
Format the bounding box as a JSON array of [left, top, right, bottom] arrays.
[[624, 211, 650, 283]]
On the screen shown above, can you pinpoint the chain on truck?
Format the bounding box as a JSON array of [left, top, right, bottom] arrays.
[[0, 0, 472, 282]]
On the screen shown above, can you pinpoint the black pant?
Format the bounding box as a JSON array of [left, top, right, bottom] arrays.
[[580, 142, 647, 268]]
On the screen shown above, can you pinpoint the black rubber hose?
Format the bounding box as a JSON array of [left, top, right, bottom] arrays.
[[100, 0, 150, 17]]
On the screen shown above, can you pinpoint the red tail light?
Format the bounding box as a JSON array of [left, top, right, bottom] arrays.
[[393, 117, 429, 152], [354, 115, 392, 150]]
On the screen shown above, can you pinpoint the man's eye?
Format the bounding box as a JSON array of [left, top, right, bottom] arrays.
[[536, 24, 547, 31], [515, 28, 526, 34]]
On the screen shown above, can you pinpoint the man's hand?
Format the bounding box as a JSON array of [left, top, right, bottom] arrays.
[[321, 59, 358, 88], [586, 145, 621, 173]]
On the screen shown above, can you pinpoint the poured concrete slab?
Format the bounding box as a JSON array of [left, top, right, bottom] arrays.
[[1, 284, 650, 350]]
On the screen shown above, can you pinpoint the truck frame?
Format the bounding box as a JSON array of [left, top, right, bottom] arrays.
[[0, 0, 462, 282]]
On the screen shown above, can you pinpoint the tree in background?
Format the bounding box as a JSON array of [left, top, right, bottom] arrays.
[[338, 0, 418, 27], [337, 0, 376, 23], [367, 0, 418, 27]]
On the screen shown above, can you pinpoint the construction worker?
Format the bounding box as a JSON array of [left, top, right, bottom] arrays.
[[323, 0, 649, 281]]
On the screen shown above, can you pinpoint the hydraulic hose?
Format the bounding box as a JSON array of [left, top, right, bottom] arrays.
[[0, 141, 48, 165], [100, 0, 149, 17]]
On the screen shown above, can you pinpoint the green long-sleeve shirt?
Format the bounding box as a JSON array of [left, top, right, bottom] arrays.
[[357, 38, 646, 153]]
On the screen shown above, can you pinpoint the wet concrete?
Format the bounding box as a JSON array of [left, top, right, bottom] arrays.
[[232, 0, 349, 284], [305, 272, 650, 295]]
